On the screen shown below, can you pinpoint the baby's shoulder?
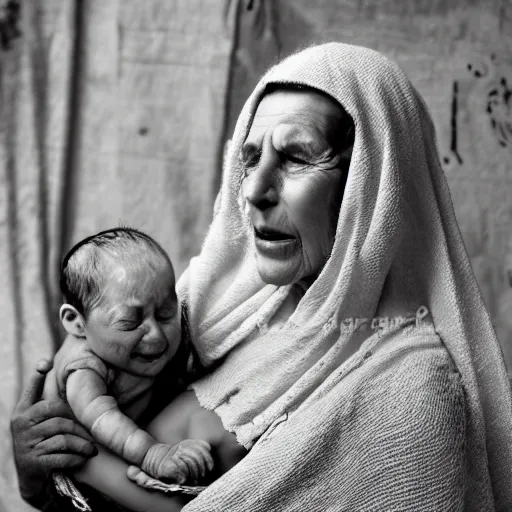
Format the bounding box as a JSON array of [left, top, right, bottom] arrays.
[[54, 338, 109, 388]]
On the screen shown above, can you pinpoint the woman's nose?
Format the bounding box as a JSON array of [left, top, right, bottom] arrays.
[[243, 146, 280, 211]]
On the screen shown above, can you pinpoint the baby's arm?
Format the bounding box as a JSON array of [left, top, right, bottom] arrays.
[[74, 444, 192, 512], [66, 369, 213, 483], [129, 390, 248, 487]]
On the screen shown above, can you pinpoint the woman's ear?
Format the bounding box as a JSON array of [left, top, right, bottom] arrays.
[[59, 304, 86, 338]]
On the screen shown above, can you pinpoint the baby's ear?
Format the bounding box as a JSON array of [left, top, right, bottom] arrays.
[[60, 304, 86, 338]]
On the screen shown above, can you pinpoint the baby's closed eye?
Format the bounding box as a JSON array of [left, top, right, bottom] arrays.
[[155, 297, 178, 322], [114, 309, 143, 331], [156, 310, 174, 321], [116, 319, 141, 331]]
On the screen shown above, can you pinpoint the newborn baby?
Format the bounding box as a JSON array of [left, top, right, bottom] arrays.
[[43, 227, 244, 486]]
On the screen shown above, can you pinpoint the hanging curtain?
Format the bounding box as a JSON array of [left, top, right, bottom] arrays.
[[0, 1, 237, 509]]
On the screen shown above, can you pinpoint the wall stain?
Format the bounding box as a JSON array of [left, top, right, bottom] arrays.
[[444, 80, 463, 165], [486, 77, 512, 147]]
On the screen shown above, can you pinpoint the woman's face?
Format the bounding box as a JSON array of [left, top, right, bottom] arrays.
[[241, 89, 348, 285]]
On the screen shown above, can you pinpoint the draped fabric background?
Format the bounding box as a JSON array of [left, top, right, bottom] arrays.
[[0, 1, 511, 510]]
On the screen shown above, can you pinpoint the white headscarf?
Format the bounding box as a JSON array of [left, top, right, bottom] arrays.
[[178, 43, 512, 510]]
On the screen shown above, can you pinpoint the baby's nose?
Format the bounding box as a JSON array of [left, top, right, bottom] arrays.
[[141, 320, 167, 349]]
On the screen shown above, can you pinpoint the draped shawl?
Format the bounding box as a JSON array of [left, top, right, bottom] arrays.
[[177, 43, 512, 511]]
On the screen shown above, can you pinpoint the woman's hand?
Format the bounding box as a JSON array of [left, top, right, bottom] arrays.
[[10, 359, 98, 508], [127, 465, 153, 487]]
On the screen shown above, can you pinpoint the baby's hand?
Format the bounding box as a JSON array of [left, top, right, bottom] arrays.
[[142, 439, 214, 484]]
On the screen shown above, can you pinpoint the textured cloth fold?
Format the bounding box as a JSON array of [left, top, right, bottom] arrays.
[[178, 43, 512, 510], [186, 324, 467, 511]]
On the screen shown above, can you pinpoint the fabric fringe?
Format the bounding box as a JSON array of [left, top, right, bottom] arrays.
[[53, 472, 91, 512]]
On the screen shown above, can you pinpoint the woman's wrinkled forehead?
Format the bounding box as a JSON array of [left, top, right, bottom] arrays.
[[243, 85, 353, 155], [247, 88, 340, 138]]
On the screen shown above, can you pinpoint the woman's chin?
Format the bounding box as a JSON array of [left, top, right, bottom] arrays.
[[256, 257, 302, 286]]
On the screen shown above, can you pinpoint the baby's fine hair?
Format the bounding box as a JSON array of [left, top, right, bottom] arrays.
[[60, 227, 172, 317]]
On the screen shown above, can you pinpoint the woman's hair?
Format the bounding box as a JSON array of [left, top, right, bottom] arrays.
[[60, 227, 171, 317]]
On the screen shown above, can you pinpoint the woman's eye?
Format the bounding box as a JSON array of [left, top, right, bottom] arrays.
[[241, 150, 261, 174], [287, 155, 306, 165], [279, 152, 308, 168]]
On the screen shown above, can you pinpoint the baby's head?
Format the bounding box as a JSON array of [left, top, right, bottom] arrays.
[[60, 227, 181, 377]]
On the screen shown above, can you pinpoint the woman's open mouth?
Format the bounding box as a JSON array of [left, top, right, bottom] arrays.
[[254, 226, 297, 258], [254, 227, 295, 242]]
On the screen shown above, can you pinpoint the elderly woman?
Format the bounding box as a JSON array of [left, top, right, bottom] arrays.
[[11, 43, 512, 511]]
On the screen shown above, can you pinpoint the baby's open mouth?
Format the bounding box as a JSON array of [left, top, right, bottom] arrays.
[[131, 347, 167, 362], [255, 227, 295, 242]]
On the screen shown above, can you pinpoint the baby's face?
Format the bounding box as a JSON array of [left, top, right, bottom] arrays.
[[84, 258, 181, 377]]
